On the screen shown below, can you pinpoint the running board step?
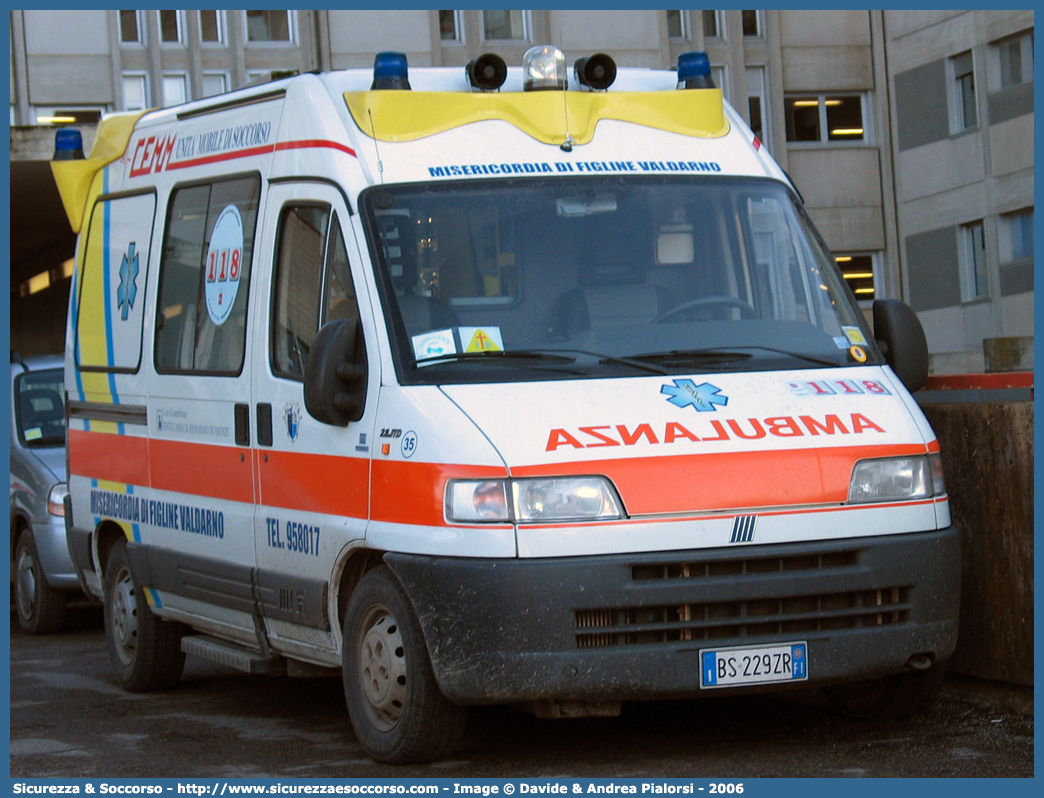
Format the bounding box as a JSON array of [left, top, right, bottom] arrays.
[[181, 635, 287, 675]]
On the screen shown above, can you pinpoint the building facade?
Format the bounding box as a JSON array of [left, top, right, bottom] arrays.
[[8, 9, 1033, 372]]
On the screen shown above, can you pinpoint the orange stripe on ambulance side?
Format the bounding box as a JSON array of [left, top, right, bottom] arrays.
[[257, 449, 369, 518], [371, 460, 509, 527], [68, 429, 150, 488]]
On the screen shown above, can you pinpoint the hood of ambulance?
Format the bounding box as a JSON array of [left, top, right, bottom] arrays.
[[441, 366, 934, 517]]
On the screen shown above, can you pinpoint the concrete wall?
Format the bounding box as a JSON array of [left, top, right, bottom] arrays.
[[920, 400, 1034, 685]]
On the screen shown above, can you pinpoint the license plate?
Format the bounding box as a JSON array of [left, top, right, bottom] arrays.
[[700, 642, 808, 689]]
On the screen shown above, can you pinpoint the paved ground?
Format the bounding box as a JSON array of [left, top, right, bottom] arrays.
[[9, 604, 1034, 779]]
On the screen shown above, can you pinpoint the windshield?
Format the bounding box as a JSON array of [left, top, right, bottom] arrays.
[[361, 176, 880, 384], [14, 367, 66, 448]]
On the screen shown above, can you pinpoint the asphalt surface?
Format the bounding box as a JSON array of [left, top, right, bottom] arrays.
[[9, 604, 1034, 779]]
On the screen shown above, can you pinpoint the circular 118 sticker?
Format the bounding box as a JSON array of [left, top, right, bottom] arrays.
[[204, 204, 244, 326]]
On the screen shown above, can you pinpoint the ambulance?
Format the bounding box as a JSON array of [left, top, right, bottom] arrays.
[[57, 47, 959, 763]]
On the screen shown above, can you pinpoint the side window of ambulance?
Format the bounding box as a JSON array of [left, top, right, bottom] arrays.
[[155, 175, 261, 375], [76, 193, 156, 372], [272, 207, 361, 380]]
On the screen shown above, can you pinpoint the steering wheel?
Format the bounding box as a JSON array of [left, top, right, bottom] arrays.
[[653, 296, 758, 322]]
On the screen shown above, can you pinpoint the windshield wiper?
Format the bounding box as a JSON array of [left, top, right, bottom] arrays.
[[413, 348, 667, 374], [413, 350, 578, 368], [634, 346, 840, 369]]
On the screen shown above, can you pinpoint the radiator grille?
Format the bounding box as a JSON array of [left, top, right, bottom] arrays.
[[631, 551, 857, 582], [575, 587, 908, 648]]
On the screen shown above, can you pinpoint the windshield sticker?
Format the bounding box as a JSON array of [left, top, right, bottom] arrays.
[[412, 329, 457, 362], [842, 326, 868, 346], [203, 204, 244, 326], [661, 379, 728, 412], [462, 327, 504, 353], [849, 346, 868, 363]]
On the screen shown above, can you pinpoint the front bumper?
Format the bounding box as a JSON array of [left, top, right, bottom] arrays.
[[387, 527, 961, 704]]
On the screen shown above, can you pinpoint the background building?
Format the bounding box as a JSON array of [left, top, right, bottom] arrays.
[[9, 9, 1033, 373]]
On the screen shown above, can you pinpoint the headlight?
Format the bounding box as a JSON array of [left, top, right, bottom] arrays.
[[848, 454, 945, 504], [446, 476, 623, 524], [47, 482, 68, 517]]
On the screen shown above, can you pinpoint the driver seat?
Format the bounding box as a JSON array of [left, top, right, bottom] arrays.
[[561, 254, 668, 335]]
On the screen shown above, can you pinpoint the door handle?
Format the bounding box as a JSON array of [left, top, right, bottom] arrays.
[[257, 403, 273, 447], [234, 403, 250, 446]]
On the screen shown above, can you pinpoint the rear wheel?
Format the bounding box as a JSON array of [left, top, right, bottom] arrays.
[[824, 666, 946, 720], [104, 537, 185, 692], [343, 566, 468, 763], [14, 529, 68, 635]]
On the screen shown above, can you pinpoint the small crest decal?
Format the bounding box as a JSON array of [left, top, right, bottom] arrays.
[[284, 402, 301, 442]]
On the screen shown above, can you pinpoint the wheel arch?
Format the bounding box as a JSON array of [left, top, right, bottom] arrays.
[[95, 520, 132, 588], [333, 546, 387, 641]]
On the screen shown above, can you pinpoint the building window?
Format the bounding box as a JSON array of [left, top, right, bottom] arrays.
[[702, 10, 721, 39], [199, 10, 224, 44], [482, 10, 526, 41], [246, 10, 294, 42], [746, 67, 769, 146], [960, 220, 988, 301], [1000, 208, 1033, 263], [439, 10, 463, 42], [785, 94, 867, 144], [834, 253, 877, 302], [950, 51, 977, 131], [33, 107, 104, 126], [202, 72, 230, 98], [742, 10, 762, 38], [122, 73, 149, 111], [667, 11, 689, 41], [994, 31, 1034, 90], [158, 10, 182, 44], [118, 10, 142, 44], [162, 74, 188, 107]]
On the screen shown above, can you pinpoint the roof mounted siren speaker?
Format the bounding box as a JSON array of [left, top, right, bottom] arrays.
[[466, 53, 508, 92], [573, 53, 617, 91]]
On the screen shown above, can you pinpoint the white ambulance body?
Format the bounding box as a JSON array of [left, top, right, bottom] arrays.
[[59, 49, 959, 763]]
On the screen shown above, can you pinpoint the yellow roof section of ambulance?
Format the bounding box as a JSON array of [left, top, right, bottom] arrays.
[[344, 89, 729, 145], [50, 111, 148, 233]]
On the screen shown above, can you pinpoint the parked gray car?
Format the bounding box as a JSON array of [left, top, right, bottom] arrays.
[[10, 352, 81, 633]]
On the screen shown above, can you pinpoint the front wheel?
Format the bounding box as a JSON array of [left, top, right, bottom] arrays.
[[14, 529, 68, 635], [824, 665, 946, 720], [104, 537, 185, 692], [343, 566, 468, 764]]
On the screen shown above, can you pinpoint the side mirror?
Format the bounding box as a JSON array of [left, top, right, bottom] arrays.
[[873, 299, 929, 393], [303, 319, 366, 426]]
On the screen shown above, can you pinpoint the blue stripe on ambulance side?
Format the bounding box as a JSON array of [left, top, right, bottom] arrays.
[[99, 171, 123, 430]]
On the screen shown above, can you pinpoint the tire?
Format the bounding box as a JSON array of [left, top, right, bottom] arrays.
[[13, 529, 68, 635], [824, 665, 946, 720], [104, 537, 185, 692], [343, 566, 468, 763]]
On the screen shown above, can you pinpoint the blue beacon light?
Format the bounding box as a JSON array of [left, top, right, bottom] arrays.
[[371, 51, 411, 90], [677, 51, 715, 89]]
